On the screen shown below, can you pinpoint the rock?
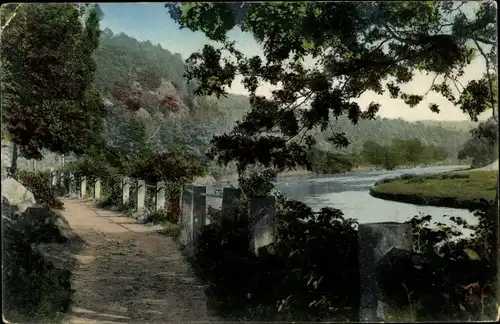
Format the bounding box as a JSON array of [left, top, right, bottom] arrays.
[[20, 205, 74, 243], [1, 178, 36, 214]]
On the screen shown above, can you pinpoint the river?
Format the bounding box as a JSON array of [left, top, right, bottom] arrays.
[[210, 165, 479, 233], [273, 164, 478, 233]]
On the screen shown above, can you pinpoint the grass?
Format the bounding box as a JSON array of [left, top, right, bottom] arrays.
[[370, 170, 497, 209]]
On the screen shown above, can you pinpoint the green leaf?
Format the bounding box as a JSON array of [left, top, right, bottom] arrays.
[[463, 248, 481, 261]]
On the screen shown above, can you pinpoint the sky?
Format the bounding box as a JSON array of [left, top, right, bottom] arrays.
[[99, 3, 493, 122]]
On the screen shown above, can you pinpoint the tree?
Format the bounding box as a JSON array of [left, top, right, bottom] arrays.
[[1, 4, 106, 176], [361, 140, 387, 166], [458, 117, 498, 167], [166, 1, 496, 175]]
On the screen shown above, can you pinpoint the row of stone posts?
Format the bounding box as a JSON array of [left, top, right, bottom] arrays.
[[50, 172, 101, 200], [50, 173, 169, 212], [121, 177, 167, 213], [179, 185, 277, 255]]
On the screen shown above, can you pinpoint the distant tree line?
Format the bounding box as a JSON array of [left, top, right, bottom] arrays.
[[360, 138, 449, 170], [309, 138, 450, 174]]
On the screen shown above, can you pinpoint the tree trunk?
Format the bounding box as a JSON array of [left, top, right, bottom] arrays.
[[9, 142, 18, 179]]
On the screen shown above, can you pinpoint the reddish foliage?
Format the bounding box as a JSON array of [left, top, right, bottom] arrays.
[[110, 84, 143, 111], [159, 94, 181, 113]]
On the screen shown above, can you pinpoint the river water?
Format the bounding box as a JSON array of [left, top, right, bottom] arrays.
[[210, 165, 479, 233], [274, 165, 479, 231]]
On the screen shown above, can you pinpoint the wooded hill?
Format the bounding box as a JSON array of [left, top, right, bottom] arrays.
[[92, 29, 476, 171]]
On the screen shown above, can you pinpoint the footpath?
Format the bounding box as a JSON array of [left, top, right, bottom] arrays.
[[59, 198, 218, 323]]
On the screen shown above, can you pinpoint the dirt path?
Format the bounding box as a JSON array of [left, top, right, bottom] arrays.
[[59, 198, 218, 323]]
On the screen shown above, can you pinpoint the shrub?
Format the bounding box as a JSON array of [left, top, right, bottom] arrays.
[[192, 196, 360, 321], [146, 209, 178, 225], [379, 211, 497, 321], [17, 170, 64, 210]]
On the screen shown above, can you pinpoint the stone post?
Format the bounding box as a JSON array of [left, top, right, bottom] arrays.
[[357, 222, 413, 322], [249, 196, 276, 255], [122, 177, 130, 206], [93, 179, 101, 201], [80, 176, 87, 199], [221, 187, 242, 221], [155, 181, 166, 212], [59, 172, 65, 192], [180, 185, 194, 246], [51, 172, 57, 187], [192, 185, 207, 240], [68, 173, 75, 197], [135, 179, 146, 213]]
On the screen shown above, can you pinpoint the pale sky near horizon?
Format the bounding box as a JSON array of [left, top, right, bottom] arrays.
[[99, 2, 494, 122]]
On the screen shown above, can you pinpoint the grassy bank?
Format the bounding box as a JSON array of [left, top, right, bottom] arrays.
[[370, 171, 497, 209]]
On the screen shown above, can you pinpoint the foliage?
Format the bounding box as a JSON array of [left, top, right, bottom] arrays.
[[317, 116, 473, 163], [458, 117, 498, 168], [167, 1, 496, 176], [1, 4, 106, 162], [130, 150, 207, 185], [17, 170, 64, 210], [145, 209, 177, 225], [237, 167, 277, 198], [192, 197, 359, 321], [379, 210, 497, 321], [370, 171, 497, 209], [308, 148, 353, 174], [361, 138, 449, 170], [127, 150, 207, 220]]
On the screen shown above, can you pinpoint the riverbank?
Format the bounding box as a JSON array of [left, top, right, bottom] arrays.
[[370, 170, 497, 210]]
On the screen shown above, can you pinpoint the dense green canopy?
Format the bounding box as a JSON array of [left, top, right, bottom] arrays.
[[1, 4, 106, 162]]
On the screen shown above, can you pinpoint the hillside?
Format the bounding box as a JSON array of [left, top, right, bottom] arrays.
[[314, 116, 473, 159]]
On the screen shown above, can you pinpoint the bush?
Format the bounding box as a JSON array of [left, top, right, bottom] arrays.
[[192, 196, 360, 321], [378, 211, 497, 321], [17, 170, 64, 210], [145, 209, 178, 224]]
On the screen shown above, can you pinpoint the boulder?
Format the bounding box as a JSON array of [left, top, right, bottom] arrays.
[[1, 178, 36, 214]]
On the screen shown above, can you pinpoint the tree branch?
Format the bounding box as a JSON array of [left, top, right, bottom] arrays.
[[425, 73, 440, 96], [473, 38, 497, 122], [475, 36, 496, 46], [146, 125, 161, 143]]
